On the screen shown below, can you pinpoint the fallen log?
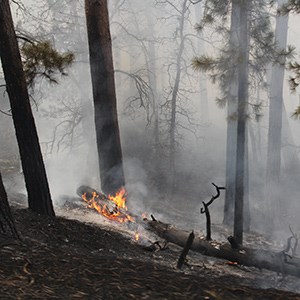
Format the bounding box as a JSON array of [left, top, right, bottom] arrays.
[[147, 219, 300, 279], [76, 185, 135, 223], [76, 186, 300, 278]]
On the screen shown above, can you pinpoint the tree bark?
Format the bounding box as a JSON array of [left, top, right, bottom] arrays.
[[194, 2, 209, 122], [169, 0, 187, 189], [223, 3, 239, 226], [0, 0, 55, 216], [0, 173, 19, 239], [85, 0, 125, 195], [233, 0, 249, 245], [265, 0, 289, 230]]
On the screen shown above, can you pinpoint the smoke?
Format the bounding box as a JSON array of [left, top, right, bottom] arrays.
[[2, 0, 300, 260]]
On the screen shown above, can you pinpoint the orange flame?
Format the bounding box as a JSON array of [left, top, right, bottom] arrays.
[[81, 187, 135, 223], [108, 187, 127, 209], [135, 232, 139, 241]]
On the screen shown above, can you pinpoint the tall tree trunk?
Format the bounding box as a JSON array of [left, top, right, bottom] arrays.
[[85, 0, 125, 195], [0, 0, 55, 216], [233, 0, 249, 245], [146, 14, 160, 152], [223, 4, 239, 226], [195, 2, 209, 122], [169, 0, 187, 188], [265, 0, 289, 229], [0, 173, 19, 239]]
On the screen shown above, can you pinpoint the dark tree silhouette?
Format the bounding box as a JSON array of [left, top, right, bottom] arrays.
[[85, 0, 125, 195], [233, 0, 249, 245], [0, 172, 19, 239], [0, 0, 55, 216]]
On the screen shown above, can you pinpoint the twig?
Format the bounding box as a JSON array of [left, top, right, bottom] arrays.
[[282, 226, 299, 262], [200, 183, 225, 240], [151, 214, 157, 222]]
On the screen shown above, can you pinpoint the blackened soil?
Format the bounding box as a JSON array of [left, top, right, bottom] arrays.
[[0, 207, 300, 300]]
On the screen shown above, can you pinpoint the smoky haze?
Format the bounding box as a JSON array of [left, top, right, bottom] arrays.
[[1, 0, 300, 244]]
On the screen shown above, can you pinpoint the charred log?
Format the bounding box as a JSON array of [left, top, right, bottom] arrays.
[[177, 231, 194, 269], [227, 236, 240, 250], [282, 226, 299, 263], [148, 219, 300, 279]]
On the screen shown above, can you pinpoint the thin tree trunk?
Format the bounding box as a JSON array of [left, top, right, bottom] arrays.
[[0, 0, 55, 216], [169, 0, 187, 188], [265, 0, 289, 229], [233, 0, 249, 245], [85, 0, 125, 195], [195, 2, 209, 122], [244, 127, 250, 233], [146, 14, 160, 151]]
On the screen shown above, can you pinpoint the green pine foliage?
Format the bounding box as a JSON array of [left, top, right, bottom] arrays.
[[201, 0, 230, 27], [288, 61, 300, 91], [21, 41, 74, 88], [278, 0, 300, 14], [191, 55, 218, 72], [193, 0, 294, 116], [278, 1, 300, 101], [292, 105, 300, 119]]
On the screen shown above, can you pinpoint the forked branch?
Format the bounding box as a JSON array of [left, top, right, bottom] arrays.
[[201, 183, 225, 240]]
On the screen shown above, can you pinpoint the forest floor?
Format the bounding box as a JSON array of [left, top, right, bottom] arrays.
[[0, 161, 300, 299], [1, 203, 300, 299]]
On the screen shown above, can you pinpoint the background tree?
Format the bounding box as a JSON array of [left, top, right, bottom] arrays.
[[193, 0, 287, 239], [0, 0, 55, 216], [233, 0, 249, 245], [84, 0, 125, 195], [265, 0, 290, 230]]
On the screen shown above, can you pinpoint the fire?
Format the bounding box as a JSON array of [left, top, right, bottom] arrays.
[[81, 187, 135, 223], [108, 187, 127, 209], [135, 232, 139, 241]]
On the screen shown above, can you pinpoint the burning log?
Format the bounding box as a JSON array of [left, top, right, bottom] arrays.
[[148, 218, 300, 279], [76, 185, 135, 223], [75, 185, 300, 278]]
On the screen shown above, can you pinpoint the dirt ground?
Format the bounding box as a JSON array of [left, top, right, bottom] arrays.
[[1, 204, 300, 300]]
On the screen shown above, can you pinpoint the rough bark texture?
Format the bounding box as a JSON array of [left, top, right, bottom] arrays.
[[149, 220, 300, 279], [85, 0, 125, 195], [0, 173, 19, 239], [0, 0, 55, 216], [223, 4, 239, 226], [233, 0, 249, 244]]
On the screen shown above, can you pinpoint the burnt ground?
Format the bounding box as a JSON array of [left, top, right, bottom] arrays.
[[1, 204, 300, 300]]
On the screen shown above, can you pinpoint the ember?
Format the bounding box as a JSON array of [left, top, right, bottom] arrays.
[[80, 187, 135, 223]]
